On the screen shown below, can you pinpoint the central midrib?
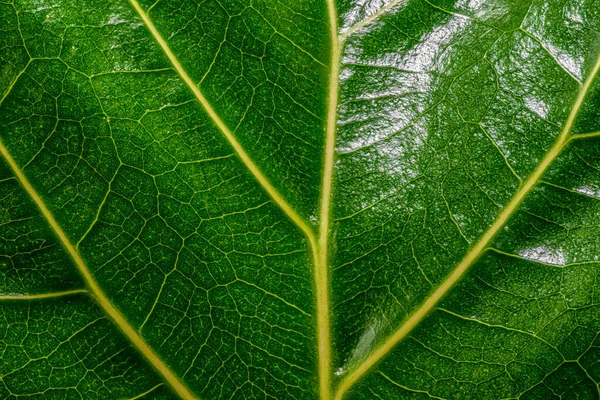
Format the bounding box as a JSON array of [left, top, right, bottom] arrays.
[[116, 3, 600, 398], [128, 1, 336, 400], [5, 2, 596, 400], [318, 0, 341, 398]]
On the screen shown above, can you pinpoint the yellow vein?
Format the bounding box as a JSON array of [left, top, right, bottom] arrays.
[[0, 60, 31, 107], [436, 308, 557, 349], [571, 130, 600, 141], [333, 50, 600, 400], [340, 0, 408, 40], [125, 384, 165, 400], [317, 0, 341, 398], [127, 0, 315, 244], [0, 138, 197, 400], [0, 289, 87, 300], [377, 372, 445, 400]]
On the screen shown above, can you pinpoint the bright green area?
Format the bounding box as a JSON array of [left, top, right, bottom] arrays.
[[1, 0, 600, 398]]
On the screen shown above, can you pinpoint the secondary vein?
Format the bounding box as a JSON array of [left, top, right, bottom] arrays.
[[340, 0, 408, 40], [0, 138, 197, 400], [127, 0, 315, 244], [0, 289, 87, 301], [333, 48, 600, 400]]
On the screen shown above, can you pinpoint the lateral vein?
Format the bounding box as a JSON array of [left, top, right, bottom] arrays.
[[0, 60, 31, 107], [127, 0, 315, 244], [340, 0, 408, 40], [0, 289, 87, 301], [0, 138, 197, 400], [333, 49, 600, 400], [571, 130, 600, 141]]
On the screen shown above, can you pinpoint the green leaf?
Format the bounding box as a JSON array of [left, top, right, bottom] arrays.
[[1, 0, 600, 399]]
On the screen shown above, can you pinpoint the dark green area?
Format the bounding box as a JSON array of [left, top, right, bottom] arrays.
[[1, 0, 600, 398]]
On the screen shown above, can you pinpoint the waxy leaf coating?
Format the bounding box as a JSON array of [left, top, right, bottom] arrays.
[[1, 0, 600, 399]]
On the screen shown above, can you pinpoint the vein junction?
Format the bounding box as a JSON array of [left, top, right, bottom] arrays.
[[332, 44, 600, 400], [0, 134, 197, 399], [127, 0, 315, 245], [2, 1, 599, 399], [2, 1, 323, 398], [126, 1, 348, 399]]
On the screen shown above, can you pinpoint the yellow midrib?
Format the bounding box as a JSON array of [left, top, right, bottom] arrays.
[[332, 47, 600, 400], [0, 138, 197, 400], [126, 1, 335, 399], [5, 1, 595, 399], [316, 0, 341, 398], [126, 1, 346, 399]]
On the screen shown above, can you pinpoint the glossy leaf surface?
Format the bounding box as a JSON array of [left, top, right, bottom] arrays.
[[1, 0, 600, 399]]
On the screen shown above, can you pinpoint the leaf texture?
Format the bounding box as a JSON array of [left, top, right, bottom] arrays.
[[1, 0, 600, 399]]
